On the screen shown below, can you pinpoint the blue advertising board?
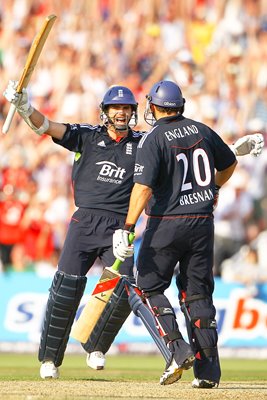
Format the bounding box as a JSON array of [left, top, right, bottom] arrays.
[[0, 272, 267, 348]]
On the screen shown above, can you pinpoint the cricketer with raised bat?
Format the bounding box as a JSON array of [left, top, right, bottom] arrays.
[[2, 78, 264, 381]]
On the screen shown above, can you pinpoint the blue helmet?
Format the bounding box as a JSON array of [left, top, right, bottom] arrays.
[[100, 85, 138, 129], [146, 80, 185, 108], [144, 80, 185, 125], [101, 86, 138, 109]]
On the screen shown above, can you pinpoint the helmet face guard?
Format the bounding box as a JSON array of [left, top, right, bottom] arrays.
[[144, 80, 185, 126], [100, 86, 138, 131]]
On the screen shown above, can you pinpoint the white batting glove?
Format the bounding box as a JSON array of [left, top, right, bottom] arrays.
[[3, 80, 34, 118], [113, 229, 134, 262], [230, 133, 264, 157]]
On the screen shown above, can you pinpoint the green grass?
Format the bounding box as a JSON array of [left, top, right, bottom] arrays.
[[0, 353, 266, 382]]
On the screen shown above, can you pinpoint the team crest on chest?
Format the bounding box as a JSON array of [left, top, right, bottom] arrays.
[[126, 143, 133, 155]]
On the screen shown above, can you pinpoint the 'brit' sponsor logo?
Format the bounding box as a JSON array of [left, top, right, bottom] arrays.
[[96, 161, 126, 184], [134, 164, 144, 175]]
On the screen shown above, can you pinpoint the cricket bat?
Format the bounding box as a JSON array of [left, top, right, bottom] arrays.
[[2, 14, 57, 134], [70, 233, 135, 344]]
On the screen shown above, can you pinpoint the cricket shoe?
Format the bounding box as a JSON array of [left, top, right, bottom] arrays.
[[192, 378, 219, 389], [40, 361, 59, 379], [160, 354, 195, 385], [86, 351, 106, 370]]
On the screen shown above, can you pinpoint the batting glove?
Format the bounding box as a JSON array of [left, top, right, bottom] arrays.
[[3, 80, 34, 118], [230, 133, 264, 157], [113, 229, 134, 262]]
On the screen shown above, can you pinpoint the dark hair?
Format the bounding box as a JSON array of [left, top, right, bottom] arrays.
[[154, 105, 184, 115]]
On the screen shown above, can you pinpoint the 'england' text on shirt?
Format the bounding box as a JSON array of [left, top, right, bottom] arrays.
[[164, 125, 198, 141]]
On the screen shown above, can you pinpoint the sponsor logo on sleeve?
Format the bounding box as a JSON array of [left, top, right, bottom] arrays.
[[134, 164, 144, 176]]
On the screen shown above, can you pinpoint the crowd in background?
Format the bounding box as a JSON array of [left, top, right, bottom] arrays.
[[0, 0, 267, 292]]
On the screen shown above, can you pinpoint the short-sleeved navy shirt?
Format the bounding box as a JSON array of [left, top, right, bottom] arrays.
[[134, 115, 236, 216], [53, 123, 143, 215]]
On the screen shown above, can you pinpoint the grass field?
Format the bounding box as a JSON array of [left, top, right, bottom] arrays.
[[0, 353, 266, 399], [0, 353, 266, 381]]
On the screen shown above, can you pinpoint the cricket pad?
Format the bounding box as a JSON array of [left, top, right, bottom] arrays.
[[82, 276, 133, 354], [38, 271, 87, 367]]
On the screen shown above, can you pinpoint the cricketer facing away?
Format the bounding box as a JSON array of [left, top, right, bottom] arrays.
[[112, 80, 259, 388], [3, 79, 264, 384]]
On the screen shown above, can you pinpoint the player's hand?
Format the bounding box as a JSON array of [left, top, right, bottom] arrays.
[[213, 185, 220, 211], [113, 229, 134, 262], [3, 80, 33, 117], [231, 133, 264, 157]]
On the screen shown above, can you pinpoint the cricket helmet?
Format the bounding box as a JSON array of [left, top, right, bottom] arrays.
[[144, 80, 185, 125], [100, 85, 138, 129]]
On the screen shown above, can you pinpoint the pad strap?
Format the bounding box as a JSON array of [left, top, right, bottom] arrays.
[[152, 306, 174, 317], [196, 347, 218, 359], [191, 317, 217, 329], [163, 330, 182, 344], [181, 294, 207, 306]]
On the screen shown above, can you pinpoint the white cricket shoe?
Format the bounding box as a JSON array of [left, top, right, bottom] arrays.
[[40, 361, 59, 379], [160, 354, 195, 385], [160, 359, 183, 385], [192, 378, 218, 388], [86, 351, 106, 370]]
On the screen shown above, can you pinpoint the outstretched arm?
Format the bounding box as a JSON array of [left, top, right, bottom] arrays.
[[3, 80, 66, 140]]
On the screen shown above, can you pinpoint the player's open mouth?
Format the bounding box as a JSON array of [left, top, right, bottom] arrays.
[[116, 117, 127, 124]]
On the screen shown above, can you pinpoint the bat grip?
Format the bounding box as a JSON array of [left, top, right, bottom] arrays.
[[2, 104, 16, 134], [112, 232, 135, 272]]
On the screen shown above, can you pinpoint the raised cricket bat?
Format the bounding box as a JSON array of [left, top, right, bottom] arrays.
[[2, 14, 57, 134], [71, 233, 135, 344]]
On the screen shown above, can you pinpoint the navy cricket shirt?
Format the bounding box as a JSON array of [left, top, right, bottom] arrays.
[[53, 124, 143, 215], [134, 115, 236, 216]]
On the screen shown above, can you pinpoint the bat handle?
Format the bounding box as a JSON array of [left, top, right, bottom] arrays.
[[112, 232, 135, 272], [2, 104, 16, 134], [112, 258, 122, 271]]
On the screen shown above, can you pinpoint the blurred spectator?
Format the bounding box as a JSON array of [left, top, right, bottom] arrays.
[[21, 191, 55, 263], [221, 243, 267, 296], [0, 185, 28, 271], [214, 168, 254, 276], [6, 243, 34, 273]]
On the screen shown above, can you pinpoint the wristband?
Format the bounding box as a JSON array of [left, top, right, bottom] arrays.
[[124, 223, 135, 232]]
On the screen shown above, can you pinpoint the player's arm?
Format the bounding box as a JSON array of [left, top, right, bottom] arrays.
[[230, 134, 264, 157], [213, 160, 238, 211], [3, 80, 66, 140], [113, 183, 152, 262], [215, 160, 237, 188], [125, 183, 152, 227], [29, 108, 66, 139]]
